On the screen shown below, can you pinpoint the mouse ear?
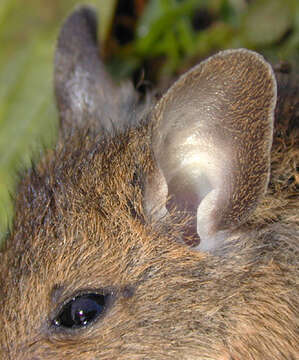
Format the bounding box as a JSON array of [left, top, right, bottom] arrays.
[[149, 49, 277, 252], [54, 6, 137, 135]]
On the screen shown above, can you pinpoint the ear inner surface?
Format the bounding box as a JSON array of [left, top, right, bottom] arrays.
[[152, 49, 277, 252]]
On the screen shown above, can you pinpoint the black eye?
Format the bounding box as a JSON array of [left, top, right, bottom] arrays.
[[53, 293, 109, 329]]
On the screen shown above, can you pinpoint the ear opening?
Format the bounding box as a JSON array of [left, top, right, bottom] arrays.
[[150, 49, 277, 252]]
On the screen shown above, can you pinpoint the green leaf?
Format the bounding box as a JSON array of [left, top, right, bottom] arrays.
[[135, 0, 205, 55], [97, 0, 118, 42], [242, 0, 294, 46]]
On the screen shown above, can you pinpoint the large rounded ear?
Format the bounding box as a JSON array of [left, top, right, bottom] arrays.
[[54, 6, 137, 135], [148, 49, 277, 252]]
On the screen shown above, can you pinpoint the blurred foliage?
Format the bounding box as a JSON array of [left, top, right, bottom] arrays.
[[0, 0, 298, 243], [109, 0, 299, 79]]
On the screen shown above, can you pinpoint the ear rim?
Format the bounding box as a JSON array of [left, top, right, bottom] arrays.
[[150, 48, 277, 252]]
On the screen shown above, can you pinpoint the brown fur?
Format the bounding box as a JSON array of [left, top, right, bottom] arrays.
[[0, 8, 298, 360]]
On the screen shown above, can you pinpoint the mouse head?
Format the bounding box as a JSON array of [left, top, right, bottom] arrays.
[[1, 6, 297, 360]]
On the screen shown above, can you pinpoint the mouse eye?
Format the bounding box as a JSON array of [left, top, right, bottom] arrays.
[[53, 293, 109, 329]]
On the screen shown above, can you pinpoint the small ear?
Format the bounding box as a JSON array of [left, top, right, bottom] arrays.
[[150, 49, 277, 252], [54, 6, 137, 135]]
